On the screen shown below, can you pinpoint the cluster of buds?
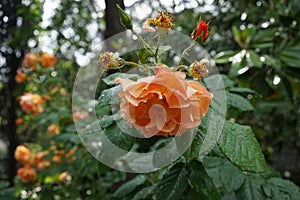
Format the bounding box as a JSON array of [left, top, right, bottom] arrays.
[[23, 51, 57, 70], [14, 145, 50, 182], [15, 144, 76, 182], [49, 145, 76, 163]]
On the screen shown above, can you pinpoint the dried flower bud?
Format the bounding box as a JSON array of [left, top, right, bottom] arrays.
[[98, 51, 120, 71], [189, 59, 210, 79]]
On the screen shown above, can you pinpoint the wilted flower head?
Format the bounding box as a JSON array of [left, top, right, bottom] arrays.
[[119, 67, 212, 138], [98, 51, 120, 71], [189, 59, 210, 79], [23, 52, 39, 70], [17, 165, 37, 182], [19, 93, 44, 115], [40, 52, 57, 67], [144, 10, 174, 32]]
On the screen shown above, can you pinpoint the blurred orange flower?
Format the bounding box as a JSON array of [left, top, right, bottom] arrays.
[[73, 110, 89, 122], [43, 95, 51, 101], [15, 73, 26, 83], [52, 155, 62, 163], [17, 165, 37, 182], [15, 118, 23, 125], [19, 93, 44, 115], [58, 172, 70, 183], [36, 152, 50, 171], [119, 67, 212, 138], [23, 52, 39, 70], [40, 52, 57, 68], [47, 124, 60, 137], [14, 145, 32, 165]]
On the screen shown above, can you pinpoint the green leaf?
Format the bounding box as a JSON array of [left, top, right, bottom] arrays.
[[102, 73, 139, 86], [138, 48, 150, 64], [156, 162, 189, 200], [214, 50, 239, 64], [105, 123, 135, 151], [203, 156, 245, 192], [53, 133, 81, 144], [96, 85, 121, 117], [85, 116, 115, 135], [263, 55, 281, 71], [204, 74, 234, 91], [0, 181, 9, 189], [133, 185, 155, 200], [217, 121, 267, 172], [248, 50, 262, 68], [114, 175, 147, 198], [262, 178, 300, 200], [229, 87, 258, 94], [236, 174, 265, 200], [189, 108, 224, 159], [189, 160, 221, 200], [226, 92, 254, 112], [278, 46, 300, 68], [232, 26, 241, 44]]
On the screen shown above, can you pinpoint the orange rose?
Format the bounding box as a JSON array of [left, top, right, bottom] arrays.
[[17, 165, 37, 182], [58, 172, 70, 183], [23, 52, 39, 70], [43, 95, 51, 101], [40, 52, 57, 67], [19, 93, 44, 115], [36, 152, 50, 171], [73, 110, 89, 122], [119, 67, 212, 138], [52, 155, 62, 163], [47, 124, 60, 137], [15, 73, 26, 83], [14, 145, 31, 164], [15, 118, 24, 125]]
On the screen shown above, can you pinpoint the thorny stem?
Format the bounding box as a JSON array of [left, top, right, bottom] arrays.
[[178, 43, 196, 65]]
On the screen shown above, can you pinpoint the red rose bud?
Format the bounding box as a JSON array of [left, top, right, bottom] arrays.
[[193, 20, 209, 43]]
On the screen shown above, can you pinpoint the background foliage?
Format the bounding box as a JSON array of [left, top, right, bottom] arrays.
[[0, 0, 299, 199]]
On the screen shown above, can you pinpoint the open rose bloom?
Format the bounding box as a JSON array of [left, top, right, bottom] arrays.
[[119, 67, 212, 138], [20, 93, 44, 115], [17, 165, 37, 182]]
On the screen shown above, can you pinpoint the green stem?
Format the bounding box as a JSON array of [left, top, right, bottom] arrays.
[[121, 60, 148, 72], [131, 29, 156, 57], [178, 43, 196, 65], [155, 35, 162, 63]]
